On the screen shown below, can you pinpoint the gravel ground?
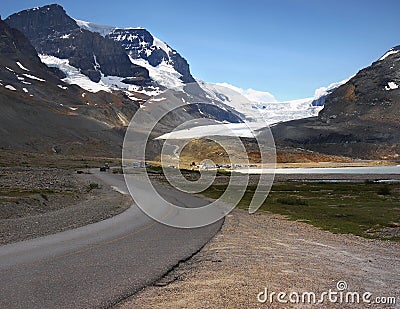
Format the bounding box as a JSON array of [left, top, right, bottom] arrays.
[[117, 209, 400, 309], [0, 168, 131, 245]]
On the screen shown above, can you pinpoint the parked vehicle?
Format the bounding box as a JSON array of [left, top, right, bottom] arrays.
[[100, 163, 110, 172]]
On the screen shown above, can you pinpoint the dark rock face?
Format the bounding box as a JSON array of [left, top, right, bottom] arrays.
[[4, 5, 78, 43], [169, 51, 195, 83], [0, 18, 40, 63], [108, 28, 196, 83], [271, 47, 400, 160], [5, 4, 150, 84]]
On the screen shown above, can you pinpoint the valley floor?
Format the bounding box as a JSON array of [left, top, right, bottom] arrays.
[[117, 209, 400, 308]]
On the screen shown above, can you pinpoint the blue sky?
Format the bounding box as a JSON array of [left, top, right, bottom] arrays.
[[2, 1, 400, 100]]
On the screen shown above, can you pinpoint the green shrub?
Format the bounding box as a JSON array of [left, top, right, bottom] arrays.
[[378, 185, 391, 195], [276, 197, 308, 206]]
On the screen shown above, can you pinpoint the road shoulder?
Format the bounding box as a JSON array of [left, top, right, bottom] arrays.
[[0, 168, 131, 245], [117, 209, 400, 308]]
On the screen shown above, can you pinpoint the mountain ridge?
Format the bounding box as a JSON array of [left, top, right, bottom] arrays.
[[5, 4, 151, 85], [270, 44, 400, 160]]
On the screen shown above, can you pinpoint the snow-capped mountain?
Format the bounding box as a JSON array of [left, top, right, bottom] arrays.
[[5, 5, 198, 96], [5, 4, 348, 134], [0, 17, 143, 156], [196, 80, 351, 128], [75, 19, 196, 88]]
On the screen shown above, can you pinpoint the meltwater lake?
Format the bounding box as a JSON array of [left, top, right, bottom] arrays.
[[235, 165, 400, 175]]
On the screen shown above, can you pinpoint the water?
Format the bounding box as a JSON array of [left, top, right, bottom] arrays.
[[234, 165, 400, 175]]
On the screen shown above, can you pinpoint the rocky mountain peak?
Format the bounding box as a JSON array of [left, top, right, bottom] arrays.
[[107, 28, 195, 83], [5, 5, 151, 85], [5, 4, 79, 44], [319, 45, 400, 125]]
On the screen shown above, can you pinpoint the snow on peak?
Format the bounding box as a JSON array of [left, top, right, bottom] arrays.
[[75, 19, 146, 37], [379, 48, 400, 61], [74, 20, 181, 88], [313, 77, 352, 101], [74, 19, 115, 37]]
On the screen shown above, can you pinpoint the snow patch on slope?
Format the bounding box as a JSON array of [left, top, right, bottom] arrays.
[[385, 81, 399, 90], [5, 85, 17, 91], [153, 36, 171, 54], [130, 57, 183, 90], [40, 55, 162, 97], [23, 74, 45, 82], [40, 55, 111, 92], [16, 61, 30, 71]]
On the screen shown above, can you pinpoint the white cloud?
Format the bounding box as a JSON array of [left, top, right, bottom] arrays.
[[215, 82, 278, 103]]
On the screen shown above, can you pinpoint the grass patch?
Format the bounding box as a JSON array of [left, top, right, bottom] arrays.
[[276, 197, 308, 206], [377, 185, 391, 195], [201, 181, 400, 242]]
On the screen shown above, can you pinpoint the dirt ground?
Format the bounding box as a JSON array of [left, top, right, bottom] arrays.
[[117, 209, 400, 309]]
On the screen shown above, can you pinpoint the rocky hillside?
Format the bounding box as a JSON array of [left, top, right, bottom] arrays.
[[271, 46, 400, 160], [0, 17, 141, 156]]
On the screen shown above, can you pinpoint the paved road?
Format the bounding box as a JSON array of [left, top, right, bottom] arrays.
[[0, 170, 223, 308]]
